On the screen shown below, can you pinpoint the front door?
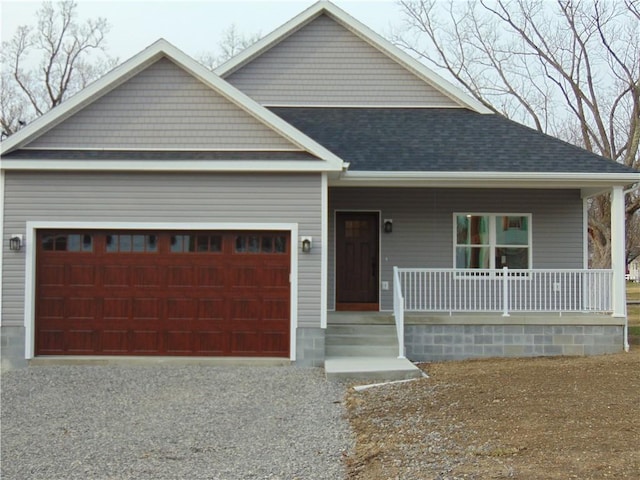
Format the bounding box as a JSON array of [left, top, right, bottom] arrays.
[[335, 212, 379, 311]]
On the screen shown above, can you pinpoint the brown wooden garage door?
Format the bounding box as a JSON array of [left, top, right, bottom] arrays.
[[35, 230, 290, 357]]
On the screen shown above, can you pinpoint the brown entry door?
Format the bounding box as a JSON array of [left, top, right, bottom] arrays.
[[336, 212, 379, 310]]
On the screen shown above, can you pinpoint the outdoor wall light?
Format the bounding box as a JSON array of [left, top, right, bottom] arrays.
[[383, 219, 393, 233], [301, 236, 312, 253], [9, 234, 23, 251]]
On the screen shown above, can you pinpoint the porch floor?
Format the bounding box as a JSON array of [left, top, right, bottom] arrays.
[[327, 311, 620, 326]]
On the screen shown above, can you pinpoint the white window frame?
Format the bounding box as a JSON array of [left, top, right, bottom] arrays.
[[453, 213, 533, 270]]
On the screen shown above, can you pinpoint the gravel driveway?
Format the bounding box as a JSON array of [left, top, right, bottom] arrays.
[[1, 364, 352, 480]]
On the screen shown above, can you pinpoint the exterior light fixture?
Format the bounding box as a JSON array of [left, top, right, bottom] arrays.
[[9, 234, 23, 251], [383, 219, 393, 233], [301, 236, 312, 253]]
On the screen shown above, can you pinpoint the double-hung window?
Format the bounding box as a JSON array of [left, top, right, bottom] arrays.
[[455, 214, 531, 270]]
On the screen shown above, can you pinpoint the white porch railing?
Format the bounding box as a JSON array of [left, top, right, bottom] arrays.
[[396, 268, 613, 315], [393, 266, 405, 358]]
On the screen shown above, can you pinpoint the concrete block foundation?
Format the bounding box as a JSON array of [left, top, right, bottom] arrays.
[[1, 326, 27, 372], [404, 314, 625, 362], [295, 327, 325, 367]]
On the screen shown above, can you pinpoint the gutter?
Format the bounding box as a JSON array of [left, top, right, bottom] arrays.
[[334, 170, 640, 189]]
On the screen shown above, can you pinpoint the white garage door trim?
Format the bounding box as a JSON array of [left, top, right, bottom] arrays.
[[24, 221, 299, 360]]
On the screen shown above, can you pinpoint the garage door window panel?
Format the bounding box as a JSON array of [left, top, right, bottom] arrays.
[[107, 234, 158, 253], [235, 234, 288, 254], [274, 236, 287, 253], [42, 233, 93, 252], [196, 235, 222, 252]]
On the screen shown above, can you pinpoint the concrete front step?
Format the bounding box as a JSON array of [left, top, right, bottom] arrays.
[[325, 356, 423, 381], [327, 312, 395, 325], [325, 317, 398, 357], [326, 335, 397, 346], [326, 323, 399, 357], [326, 345, 399, 357], [326, 324, 397, 336]]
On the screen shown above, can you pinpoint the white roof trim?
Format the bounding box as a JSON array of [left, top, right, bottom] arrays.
[[215, 0, 491, 114], [332, 170, 640, 189], [1, 159, 332, 172], [0, 39, 344, 171], [19, 146, 303, 152]]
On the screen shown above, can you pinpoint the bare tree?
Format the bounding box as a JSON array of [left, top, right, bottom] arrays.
[[1, 0, 114, 137], [197, 24, 261, 71], [395, 0, 639, 267]]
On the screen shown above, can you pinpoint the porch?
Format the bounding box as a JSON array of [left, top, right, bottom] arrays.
[[392, 267, 625, 361], [324, 267, 625, 375], [325, 311, 625, 372]]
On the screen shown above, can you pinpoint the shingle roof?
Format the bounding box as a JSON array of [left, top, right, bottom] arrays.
[[270, 107, 636, 174]]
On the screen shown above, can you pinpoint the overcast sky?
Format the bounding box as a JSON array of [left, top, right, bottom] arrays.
[[1, 0, 407, 63]]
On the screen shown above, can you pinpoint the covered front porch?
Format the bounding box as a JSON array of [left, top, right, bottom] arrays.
[[325, 307, 625, 371], [322, 184, 629, 375], [323, 265, 625, 379], [389, 266, 626, 362]]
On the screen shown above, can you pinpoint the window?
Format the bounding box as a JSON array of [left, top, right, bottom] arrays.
[[455, 214, 530, 269], [42, 233, 93, 252], [235, 234, 287, 254], [170, 235, 195, 253], [106, 234, 157, 253], [196, 235, 222, 253], [169, 234, 222, 253]]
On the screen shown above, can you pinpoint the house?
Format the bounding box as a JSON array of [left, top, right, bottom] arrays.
[[1, 1, 638, 372]]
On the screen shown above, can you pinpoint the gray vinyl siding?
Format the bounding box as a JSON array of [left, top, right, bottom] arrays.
[[226, 14, 459, 107], [29, 58, 297, 150], [329, 188, 584, 310], [2, 172, 322, 329]]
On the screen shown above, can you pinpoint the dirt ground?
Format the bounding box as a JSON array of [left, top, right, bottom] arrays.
[[345, 349, 640, 479]]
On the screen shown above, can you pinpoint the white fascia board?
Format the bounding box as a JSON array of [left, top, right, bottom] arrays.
[[1, 159, 341, 172], [332, 170, 640, 189], [215, 1, 491, 114], [1, 38, 345, 172]]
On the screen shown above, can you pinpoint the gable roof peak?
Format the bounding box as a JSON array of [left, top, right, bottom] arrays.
[[0, 37, 344, 171], [215, 0, 491, 114]]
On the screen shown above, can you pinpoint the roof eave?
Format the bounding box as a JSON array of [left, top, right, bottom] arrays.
[[0, 159, 342, 173], [331, 171, 640, 191]]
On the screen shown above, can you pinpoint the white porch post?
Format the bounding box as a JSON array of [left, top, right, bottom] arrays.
[[611, 186, 627, 318]]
